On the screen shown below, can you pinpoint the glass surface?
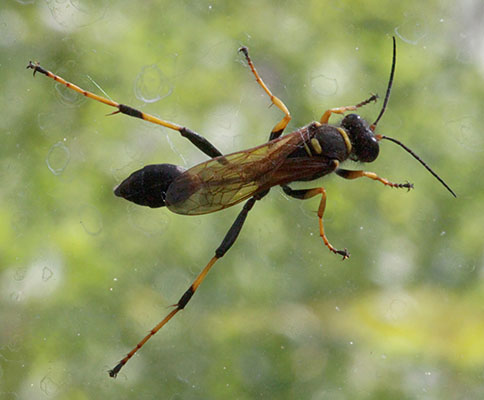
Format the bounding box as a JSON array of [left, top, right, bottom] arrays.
[[2, 1, 483, 398]]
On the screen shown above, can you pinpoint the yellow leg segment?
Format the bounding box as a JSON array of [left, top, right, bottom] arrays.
[[26, 61, 222, 158], [238, 47, 291, 138], [108, 255, 219, 378], [336, 169, 413, 190], [27, 62, 182, 130], [304, 187, 350, 260], [320, 94, 378, 124]]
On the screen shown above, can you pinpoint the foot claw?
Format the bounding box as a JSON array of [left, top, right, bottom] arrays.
[[334, 248, 350, 260], [238, 46, 249, 57], [403, 181, 414, 191]]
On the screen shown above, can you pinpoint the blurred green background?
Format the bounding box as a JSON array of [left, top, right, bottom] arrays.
[[2, 0, 484, 399]]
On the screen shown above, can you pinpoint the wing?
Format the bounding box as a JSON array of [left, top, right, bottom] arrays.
[[165, 129, 311, 215]]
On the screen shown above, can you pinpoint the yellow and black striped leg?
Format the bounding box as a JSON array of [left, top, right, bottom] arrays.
[[238, 47, 291, 140], [26, 62, 222, 159], [282, 184, 349, 260], [108, 194, 263, 378], [336, 168, 413, 190], [319, 94, 378, 124]]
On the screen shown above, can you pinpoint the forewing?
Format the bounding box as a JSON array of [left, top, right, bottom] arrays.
[[166, 130, 309, 215]]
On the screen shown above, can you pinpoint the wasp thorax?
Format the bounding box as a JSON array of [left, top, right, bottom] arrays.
[[341, 113, 379, 163]]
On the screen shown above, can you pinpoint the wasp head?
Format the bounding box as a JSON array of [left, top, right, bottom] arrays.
[[341, 113, 379, 163]]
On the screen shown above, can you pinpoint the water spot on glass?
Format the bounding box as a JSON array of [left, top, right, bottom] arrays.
[[440, 231, 446, 236], [45, 0, 109, 29], [10, 291, 22, 302], [47, 367, 72, 392], [394, 19, 427, 45], [456, 262, 476, 274], [54, 80, 85, 107], [13, 267, 26, 281], [37, 112, 56, 134], [46, 141, 70, 175], [111, 162, 140, 184], [126, 204, 170, 236], [79, 204, 103, 235], [7, 335, 21, 352], [42, 266, 53, 281], [310, 73, 338, 97], [40, 373, 61, 396], [134, 65, 173, 104], [387, 298, 408, 321], [448, 116, 483, 152], [166, 135, 187, 166]]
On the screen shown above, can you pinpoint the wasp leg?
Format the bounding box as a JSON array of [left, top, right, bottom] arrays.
[[238, 47, 291, 140], [26, 61, 222, 159], [282, 184, 349, 260], [335, 168, 414, 190], [319, 94, 378, 124], [109, 193, 266, 378]]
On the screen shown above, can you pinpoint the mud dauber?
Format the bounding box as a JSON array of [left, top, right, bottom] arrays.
[[27, 37, 455, 377]]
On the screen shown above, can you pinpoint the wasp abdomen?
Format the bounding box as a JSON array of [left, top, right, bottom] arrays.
[[114, 164, 186, 208]]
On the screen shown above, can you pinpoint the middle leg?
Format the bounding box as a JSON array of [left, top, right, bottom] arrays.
[[282, 185, 349, 259]]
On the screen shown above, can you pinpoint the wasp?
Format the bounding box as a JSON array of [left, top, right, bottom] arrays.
[[27, 37, 455, 377]]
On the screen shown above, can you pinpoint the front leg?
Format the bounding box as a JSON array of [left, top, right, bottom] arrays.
[[336, 168, 413, 190], [319, 94, 378, 124]]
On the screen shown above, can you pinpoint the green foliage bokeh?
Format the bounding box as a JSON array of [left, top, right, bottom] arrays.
[[1, 1, 484, 399]]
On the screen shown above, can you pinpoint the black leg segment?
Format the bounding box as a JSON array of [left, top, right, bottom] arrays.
[[27, 62, 223, 159], [109, 194, 264, 377]]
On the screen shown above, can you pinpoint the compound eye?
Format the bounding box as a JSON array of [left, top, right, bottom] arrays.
[[359, 136, 379, 162]]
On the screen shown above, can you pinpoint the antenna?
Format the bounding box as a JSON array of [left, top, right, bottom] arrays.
[[371, 36, 396, 130], [379, 135, 456, 197]]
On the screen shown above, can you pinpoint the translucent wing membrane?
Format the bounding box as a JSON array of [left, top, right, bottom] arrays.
[[166, 130, 310, 214]]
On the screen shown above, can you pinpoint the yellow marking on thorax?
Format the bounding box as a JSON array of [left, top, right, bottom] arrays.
[[337, 127, 352, 154], [310, 138, 323, 154], [303, 142, 313, 157]]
